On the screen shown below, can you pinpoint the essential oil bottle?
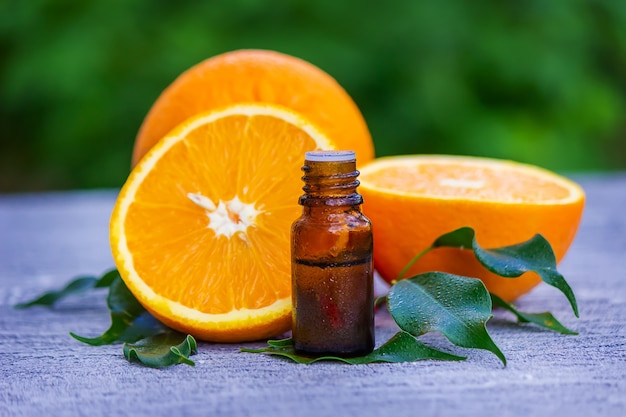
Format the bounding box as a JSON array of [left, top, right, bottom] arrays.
[[291, 150, 374, 356]]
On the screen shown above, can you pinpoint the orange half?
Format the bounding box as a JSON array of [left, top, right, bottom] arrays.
[[359, 155, 585, 301], [110, 103, 335, 342]]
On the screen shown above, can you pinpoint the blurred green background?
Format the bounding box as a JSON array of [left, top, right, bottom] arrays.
[[1, 0, 625, 192]]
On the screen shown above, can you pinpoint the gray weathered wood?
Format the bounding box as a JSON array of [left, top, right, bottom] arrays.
[[1, 175, 625, 417]]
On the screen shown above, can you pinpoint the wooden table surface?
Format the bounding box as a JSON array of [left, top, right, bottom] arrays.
[[1, 173, 625, 417]]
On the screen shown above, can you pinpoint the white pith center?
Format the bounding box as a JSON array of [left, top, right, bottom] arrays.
[[187, 192, 260, 239]]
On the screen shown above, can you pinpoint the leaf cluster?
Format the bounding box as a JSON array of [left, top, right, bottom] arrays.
[[16, 227, 579, 368], [17, 269, 197, 368], [245, 227, 579, 366]]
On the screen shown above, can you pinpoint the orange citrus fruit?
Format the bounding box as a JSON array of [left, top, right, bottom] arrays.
[[110, 103, 335, 342], [358, 155, 585, 302], [132, 49, 373, 166]]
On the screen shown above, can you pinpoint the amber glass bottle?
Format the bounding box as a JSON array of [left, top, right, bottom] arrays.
[[291, 150, 374, 356]]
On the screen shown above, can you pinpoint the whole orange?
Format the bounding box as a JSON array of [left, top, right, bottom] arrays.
[[132, 49, 374, 166], [358, 155, 585, 302]]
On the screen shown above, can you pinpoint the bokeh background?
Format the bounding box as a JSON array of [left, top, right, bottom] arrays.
[[2, 0, 625, 192]]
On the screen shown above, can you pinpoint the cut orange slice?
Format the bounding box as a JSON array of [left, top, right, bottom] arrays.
[[359, 155, 585, 301], [110, 103, 335, 342]]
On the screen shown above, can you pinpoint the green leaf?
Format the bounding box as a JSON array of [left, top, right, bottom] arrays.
[[14, 269, 119, 309], [241, 331, 465, 364], [388, 272, 506, 366], [70, 274, 168, 345], [431, 226, 475, 249], [490, 293, 578, 335], [70, 311, 168, 346], [105, 272, 144, 317], [123, 333, 197, 368], [94, 269, 120, 288], [432, 227, 579, 317]]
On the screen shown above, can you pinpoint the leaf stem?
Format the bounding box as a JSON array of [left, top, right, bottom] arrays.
[[374, 295, 387, 309], [394, 245, 434, 284]]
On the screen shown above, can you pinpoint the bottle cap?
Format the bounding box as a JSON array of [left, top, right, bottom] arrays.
[[305, 150, 356, 162]]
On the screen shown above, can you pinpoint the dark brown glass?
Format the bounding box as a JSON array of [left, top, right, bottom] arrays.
[[291, 151, 374, 356]]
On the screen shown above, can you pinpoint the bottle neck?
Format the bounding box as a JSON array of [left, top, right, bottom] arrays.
[[298, 158, 363, 207]]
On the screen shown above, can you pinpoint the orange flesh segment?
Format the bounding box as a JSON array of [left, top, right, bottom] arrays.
[[361, 158, 577, 203], [123, 113, 321, 315]]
